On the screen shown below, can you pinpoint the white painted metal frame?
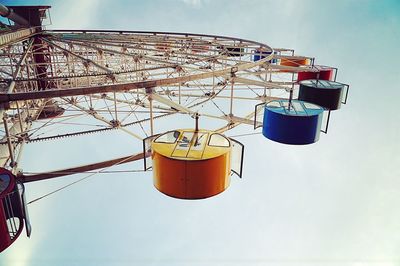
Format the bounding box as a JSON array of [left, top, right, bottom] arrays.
[[0, 29, 314, 181]]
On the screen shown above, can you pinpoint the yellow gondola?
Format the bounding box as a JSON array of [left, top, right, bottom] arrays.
[[143, 129, 244, 199]]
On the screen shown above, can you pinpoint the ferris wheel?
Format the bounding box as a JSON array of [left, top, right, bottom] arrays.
[[0, 5, 349, 253]]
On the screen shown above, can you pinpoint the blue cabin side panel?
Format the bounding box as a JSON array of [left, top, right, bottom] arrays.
[[262, 109, 323, 145]]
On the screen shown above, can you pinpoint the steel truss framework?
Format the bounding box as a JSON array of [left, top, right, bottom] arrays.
[[0, 28, 316, 182]]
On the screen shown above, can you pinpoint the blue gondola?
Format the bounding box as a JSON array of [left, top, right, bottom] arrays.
[[252, 48, 277, 63], [262, 100, 325, 145]]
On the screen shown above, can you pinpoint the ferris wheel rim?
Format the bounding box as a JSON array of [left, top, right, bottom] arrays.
[[46, 29, 274, 51], [1, 29, 275, 104]]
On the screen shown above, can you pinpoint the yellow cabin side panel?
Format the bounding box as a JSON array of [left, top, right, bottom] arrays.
[[185, 152, 231, 199], [153, 152, 186, 198], [152, 152, 231, 199]]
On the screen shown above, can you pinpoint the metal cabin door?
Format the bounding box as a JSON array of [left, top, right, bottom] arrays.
[[230, 138, 244, 178], [142, 134, 160, 171]]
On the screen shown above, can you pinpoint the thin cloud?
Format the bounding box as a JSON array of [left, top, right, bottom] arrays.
[[50, 0, 102, 29], [180, 0, 204, 8]]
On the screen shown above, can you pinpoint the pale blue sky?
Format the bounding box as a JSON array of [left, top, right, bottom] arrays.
[[1, 1, 400, 266]]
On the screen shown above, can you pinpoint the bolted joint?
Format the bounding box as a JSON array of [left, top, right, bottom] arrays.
[[83, 60, 90, 69], [9, 161, 17, 168], [230, 66, 238, 76], [145, 87, 155, 95], [175, 65, 183, 72], [107, 74, 116, 82], [191, 112, 200, 119], [88, 108, 96, 115], [110, 119, 121, 128], [17, 133, 29, 142]]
